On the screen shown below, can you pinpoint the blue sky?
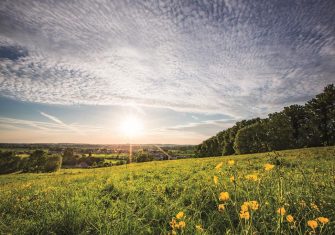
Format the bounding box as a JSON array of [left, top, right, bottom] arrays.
[[0, 0, 334, 144]]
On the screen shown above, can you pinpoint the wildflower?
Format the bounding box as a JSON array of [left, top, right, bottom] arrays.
[[176, 211, 185, 219], [219, 192, 229, 201], [178, 221, 186, 229], [215, 162, 223, 170], [218, 204, 225, 212], [307, 220, 318, 230], [248, 201, 259, 211], [317, 217, 329, 224], [277, 207, 286, 216], [245, 174, 258, 181], [286, 215, 294, 223], [213, 176, 218, 185], [170, 218, 178, 229], [228, 160, 235, 165], [310, 202, 319, 211], [195, 225, 204, 232], [264, 163, 275, 171], [229, 176, 235, 182], [240, 204, 249, 212], [240, 211, 250, 220]]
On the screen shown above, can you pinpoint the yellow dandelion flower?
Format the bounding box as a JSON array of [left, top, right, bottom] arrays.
[[218, 204, 225, 212], [195, 225, 204, 232], [213, 176, 218, 185], [178, 221, 186, 229], [176, 211, 185, 219], [239, 211, 250, 220], [229, 176, 235, 182], [264, 163, 275, 171], [317, 217, 329, 224], [228, 160, 235, 165], [241, 203, 249, 212], [286, 215, 294, 223], [245, 174, 258, 181], [219, 192, 229, 201], [248, 201, 259, 211], [215, 162, 223, 170], [170, 218, 177, 229], [307, 220, 318, 230], [277, 207, 286, 216]]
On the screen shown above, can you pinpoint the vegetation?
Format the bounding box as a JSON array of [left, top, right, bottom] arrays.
[[0, 150, 62, 174], [196, 84, 335, 157], [0, 146, 334, 234]]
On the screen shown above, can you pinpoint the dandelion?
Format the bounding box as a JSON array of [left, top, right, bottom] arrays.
[[219, 192, 229, 201], [170, 218, 178, 230], [248, 201, 259, 211], [307, 220, 318, 230], [218, 204, 225, 212], [178, 221, 186, 229], [277, 207, 286, 216], [215, 162, 223, 170], [195, 225, 204, 232], [229, 176, 235, 182], [264, 163, 275, 171], [245, 174, 258, 181], [213, 176, 218, 185], [240, 211, 250, 220], [176, 211, 185, 219], [228, 160, 235, 166], [286, 215, 294, 223], [317, 217, 329, 224], [241, 204, 249, 212]]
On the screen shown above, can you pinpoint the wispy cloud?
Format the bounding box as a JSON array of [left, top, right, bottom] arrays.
[[0, 0, 334, 119], [40, 112, 64, 125]]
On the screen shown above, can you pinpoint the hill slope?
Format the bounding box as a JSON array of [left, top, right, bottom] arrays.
[[1, 146, 334, 234]]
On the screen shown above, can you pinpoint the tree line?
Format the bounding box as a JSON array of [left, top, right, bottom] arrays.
[[196, 84, 335, 157]]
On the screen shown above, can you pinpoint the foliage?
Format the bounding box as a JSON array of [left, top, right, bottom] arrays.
[[196, 84, 335, 156], [0, 151, 21, 174], [0, 146, 334, 234], [22, 150, 62, 173], [134, 149, 154, 162]]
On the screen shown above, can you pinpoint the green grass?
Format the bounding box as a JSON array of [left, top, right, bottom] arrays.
[[0, 146, 334, 234]]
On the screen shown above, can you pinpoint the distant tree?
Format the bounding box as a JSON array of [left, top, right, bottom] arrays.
[[135, 150, 154, 162], [62, 148, 79, 166], [0, 151, 21, 174], [44, 155, 62, 172]]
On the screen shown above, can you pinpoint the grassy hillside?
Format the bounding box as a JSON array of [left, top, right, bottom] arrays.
[[0, 146, 334, 234]]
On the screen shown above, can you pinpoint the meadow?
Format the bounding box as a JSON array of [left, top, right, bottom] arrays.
[[0, 146, 334, 234]]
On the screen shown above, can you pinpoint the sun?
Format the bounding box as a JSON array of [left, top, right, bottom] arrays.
[[120, 116, 144, 137]]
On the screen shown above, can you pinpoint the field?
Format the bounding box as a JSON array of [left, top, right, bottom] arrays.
[[0, 146, 334, 234]]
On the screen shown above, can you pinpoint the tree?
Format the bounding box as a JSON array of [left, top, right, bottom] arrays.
[[0, 151, 21, 174], [306, 84, 335, 146], [234, 121, 268, 154]]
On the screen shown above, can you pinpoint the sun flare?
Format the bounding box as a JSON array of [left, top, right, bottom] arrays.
[[120, 116, 144, 137]]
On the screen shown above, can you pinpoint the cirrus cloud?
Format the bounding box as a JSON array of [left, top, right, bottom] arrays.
[[0, 0, 334, 119]]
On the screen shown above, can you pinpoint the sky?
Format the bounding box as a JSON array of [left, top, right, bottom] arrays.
[[0, 0, 334, 144]]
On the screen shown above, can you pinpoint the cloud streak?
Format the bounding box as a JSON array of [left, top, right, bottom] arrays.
[[0, 0, 334, 119]]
